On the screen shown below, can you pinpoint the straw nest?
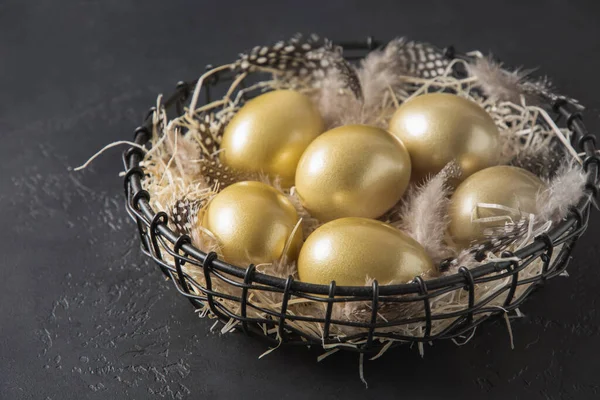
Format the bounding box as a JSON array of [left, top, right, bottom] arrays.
[[137, 35, 588, 358]]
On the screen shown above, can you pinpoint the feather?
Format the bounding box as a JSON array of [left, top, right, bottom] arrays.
[[357, 38, 450, 109], [169, 196, 220, 254], [521, 77, 584, 111], [287, 190, 321, 238], [360, 38, 450, 90], [313, 38, 452, 129], [357, 38, 408, 110], [475, 215, 534, 257], [537, 160, 588, 221], [236, 33, 326, 75], [187, 112, 225, 157], [197, 158, 252, 189], [306, 46, 362, 99], [169, 197, 202, 237], [393, 39, 451, 79], [237, 34, 363, 129], [468, 57, 529, 104], [393, 162, 462, 264], [312, 69, 362, 128], [509, 140, 564, 180], [236, 33, 362, 100], [469, 57, 582, 108]]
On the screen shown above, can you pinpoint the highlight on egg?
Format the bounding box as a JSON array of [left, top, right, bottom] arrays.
[[294, 124, 412, 222], [448, 165, 547, 248], [219, 90, 324, 187], [297, 217, 434, 286], [388, 92, 500, 182], [201, 181, 303, 266]]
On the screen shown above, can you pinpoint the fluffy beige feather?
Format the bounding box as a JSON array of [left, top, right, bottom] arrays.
[[537, 160, 588, 222], [468, 57, 531, 104], [392, 162, 462, 264], [357, 38, 409, 111], [313, 70, 363, 128]]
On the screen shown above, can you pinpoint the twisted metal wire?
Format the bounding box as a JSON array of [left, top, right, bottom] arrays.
[[122, 38, 599, 353]]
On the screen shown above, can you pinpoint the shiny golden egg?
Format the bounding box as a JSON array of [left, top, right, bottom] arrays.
[[294, 124, 411, 221], [448, 165, 546, 248], [219, 90, 324, 187], [388, 93, 500, 182], [201, 181, 303, 266], [297, 218, 434, 286]]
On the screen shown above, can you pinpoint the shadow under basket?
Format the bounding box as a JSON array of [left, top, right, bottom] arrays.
[[122, 37, 600, 354]]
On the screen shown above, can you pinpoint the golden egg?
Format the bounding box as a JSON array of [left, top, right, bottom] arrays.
[[388, 93, 500, 182], [448, 166, 546, 248], [298, 218, 434, 286], [220, 90, 324, 187], [294, 124, 411, 221], [201, 181, 303, 266]]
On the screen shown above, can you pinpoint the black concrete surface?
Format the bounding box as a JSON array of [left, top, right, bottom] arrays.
[[1, 1, 600, 398]]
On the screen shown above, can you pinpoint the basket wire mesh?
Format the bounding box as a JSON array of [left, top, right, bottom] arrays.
[[122, 38, 599, 353]]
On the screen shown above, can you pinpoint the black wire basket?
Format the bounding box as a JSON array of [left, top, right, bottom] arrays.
[[122, 37, 599, 354]]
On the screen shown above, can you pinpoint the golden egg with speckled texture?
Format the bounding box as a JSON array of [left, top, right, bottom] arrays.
[[448, 165, 546, 248], [388, 93, 500, 182], [297, 218, 434, 286], [219, 90, 324, 187], [294, 124, 411, 222], [201, 181, 303, 266]]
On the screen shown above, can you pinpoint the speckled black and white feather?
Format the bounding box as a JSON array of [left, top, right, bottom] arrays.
[[306, 46, 362, 99], [169, 198, 203, 237], [187, 112, 226, 157], [521, 77, 583, 110], [391, 39, 451, 79], [236, 33, 324, 75], [510, 140, 564, 180], [358, 38, 451, 103], [477, 216, 533, 257], [236, 34, 362, 99], [198, 158, 251, 189]]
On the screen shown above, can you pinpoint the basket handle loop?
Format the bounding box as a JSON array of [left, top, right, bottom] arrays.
[[458, 267, 475, 324], [201, 251, 223, 317], [173, 235, 192, 294], [149, 212, 169, 275], [501, 251, 519, 308], [277, 275, 295, 341], [240, 264, 256, 335], [568, 205, 586, 236], [322, 281, 337, 341], [365, 280, 379, 350], [413, 276, 432, 339], [535, 233, 554, 281]]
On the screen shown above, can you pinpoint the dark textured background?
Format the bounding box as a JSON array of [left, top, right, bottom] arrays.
[[1, 1, 600, 399]]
